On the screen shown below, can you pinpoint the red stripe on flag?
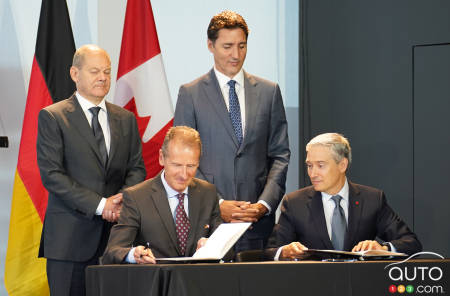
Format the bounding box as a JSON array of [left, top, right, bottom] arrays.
[[17, 56, 52, 222], [117, 0, 162, 79]]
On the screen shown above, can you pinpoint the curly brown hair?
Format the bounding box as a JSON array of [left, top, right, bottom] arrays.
[[207, 10, 249, 43]]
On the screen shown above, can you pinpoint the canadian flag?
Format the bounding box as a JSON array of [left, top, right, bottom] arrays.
[[114, 0, 173, 178]]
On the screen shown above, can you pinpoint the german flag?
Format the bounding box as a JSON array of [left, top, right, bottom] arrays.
[[4, 0, 75, 294]]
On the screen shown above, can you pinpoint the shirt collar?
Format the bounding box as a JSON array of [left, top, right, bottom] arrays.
[[161, 170, 188, 198], [75, 91, 107, 113], [214, 66, 245, 89], [321, 178, 349, 202]]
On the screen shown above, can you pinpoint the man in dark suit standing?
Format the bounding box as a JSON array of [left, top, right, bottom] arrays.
[[270, 133, 421, 260], [102, 126, 222, 264], [37, 44, 146, 295], [174, 10, 290, 252]]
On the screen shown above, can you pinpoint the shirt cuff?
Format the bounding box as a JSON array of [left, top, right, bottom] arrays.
[[387, 242, 396, 253], [274, 247, 283, 261], [126, 247, 136, 263], [95, 197, 107, 215], [219, 198, 224, 205], [257, 200, 271, 215]]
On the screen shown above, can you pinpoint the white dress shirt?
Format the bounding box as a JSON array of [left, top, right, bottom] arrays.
[[126, 171, 189, 263], [214, 67, 246, 136], [321, 179, 349, 240], [75, 92, 111, 215]]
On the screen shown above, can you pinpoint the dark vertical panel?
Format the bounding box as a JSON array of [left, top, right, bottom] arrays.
[[414, 44, 450, 257], [300, 0, 450, 255]]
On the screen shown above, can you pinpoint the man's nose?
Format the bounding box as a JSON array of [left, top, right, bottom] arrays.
[[309, 167, 317, 178], [231, 46, 239, 59], [180, 166, 188, 178]]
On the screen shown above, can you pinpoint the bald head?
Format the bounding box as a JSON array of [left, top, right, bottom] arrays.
[[72, 44, 110, 69]]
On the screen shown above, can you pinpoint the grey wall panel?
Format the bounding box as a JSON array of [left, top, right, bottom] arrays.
[[413, 44, 450, 257]]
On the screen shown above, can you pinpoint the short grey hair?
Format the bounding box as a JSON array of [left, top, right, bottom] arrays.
[[161, 126, 202, 157], [306, 133, 352, 167]]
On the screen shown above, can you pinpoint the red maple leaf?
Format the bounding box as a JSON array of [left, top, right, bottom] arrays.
[[124, 98, 173, 179]]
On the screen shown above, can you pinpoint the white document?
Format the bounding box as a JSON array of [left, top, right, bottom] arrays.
[[157, 222, 251, 262], [193, 222, 251, 259]]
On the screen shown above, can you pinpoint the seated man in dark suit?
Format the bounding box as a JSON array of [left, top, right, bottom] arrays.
[[270, 133, 422, 260], [102, 126, 222, 264]]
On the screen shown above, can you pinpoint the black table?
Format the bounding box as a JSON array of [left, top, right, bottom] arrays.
[[86, 259, 449, 296]]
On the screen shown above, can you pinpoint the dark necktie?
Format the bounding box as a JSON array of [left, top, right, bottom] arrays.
[[227, 80, 243, 145], [331, 195, 347, 250], [175, 193, 190, 255], [89, 107, 108, 167]]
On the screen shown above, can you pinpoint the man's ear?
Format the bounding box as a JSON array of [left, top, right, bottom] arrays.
[[159, 149, 164, 167], [339, 158, 349, 173], [69, 66, 78, 83], [207, 39, 214, 53]]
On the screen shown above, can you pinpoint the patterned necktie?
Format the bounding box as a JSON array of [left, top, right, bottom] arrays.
[[89, 107, 108, 167], [331, 195, 347, 250], [175, 193, 190, 255], [227, 80, 243, 145]]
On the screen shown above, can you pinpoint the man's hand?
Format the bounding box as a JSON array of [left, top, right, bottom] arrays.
[[280, 242, 308, 260], [352, 240, 387, 252], [230, 202, 268, 222], [220, 200, 254, 222], [196, 237, 208, 250], [102, 193, 123, 222], [134, 245, 156, 264]]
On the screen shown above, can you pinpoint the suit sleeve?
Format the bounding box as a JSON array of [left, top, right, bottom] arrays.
[[37, 108, 102, 218], [269, 195, 298, 247], [376, 192, 422, 255], [173, 85, 207, 180], [258, 84, 291, 211], [208, 191, 223, 234], [102, 190, 140, 264], [120, 114, 146, 190]]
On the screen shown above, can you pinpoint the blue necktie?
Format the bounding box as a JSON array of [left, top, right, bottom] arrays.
[[331, 195, 347, 250], [89, 107, 108, 167], [227, 80, 243, 145]]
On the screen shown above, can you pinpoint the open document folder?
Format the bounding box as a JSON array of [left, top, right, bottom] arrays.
[[157, 222, 251, 263], [303, 249, 407, 261]]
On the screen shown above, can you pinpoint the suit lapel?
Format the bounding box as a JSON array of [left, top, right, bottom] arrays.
[[239, 72, 260, 153], [66, 95, 105, 167], [185, 180, 200, 254], [106, 102, 120, 170], [150, 175, 181, 255], [202, 69, 239, 148], [309, 191, 334, 250], [345, 181, 362, 250]]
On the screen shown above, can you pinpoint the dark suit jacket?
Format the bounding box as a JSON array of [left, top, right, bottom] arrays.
[[174, 69, 290, 244], [37, 94, 146, 262], [102, 174, 223, 264], [270, 182, 422, 255]]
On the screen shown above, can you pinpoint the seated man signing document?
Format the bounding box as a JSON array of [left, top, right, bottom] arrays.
[[270, 133, 422, 260], [102, 126, 222, 264]]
